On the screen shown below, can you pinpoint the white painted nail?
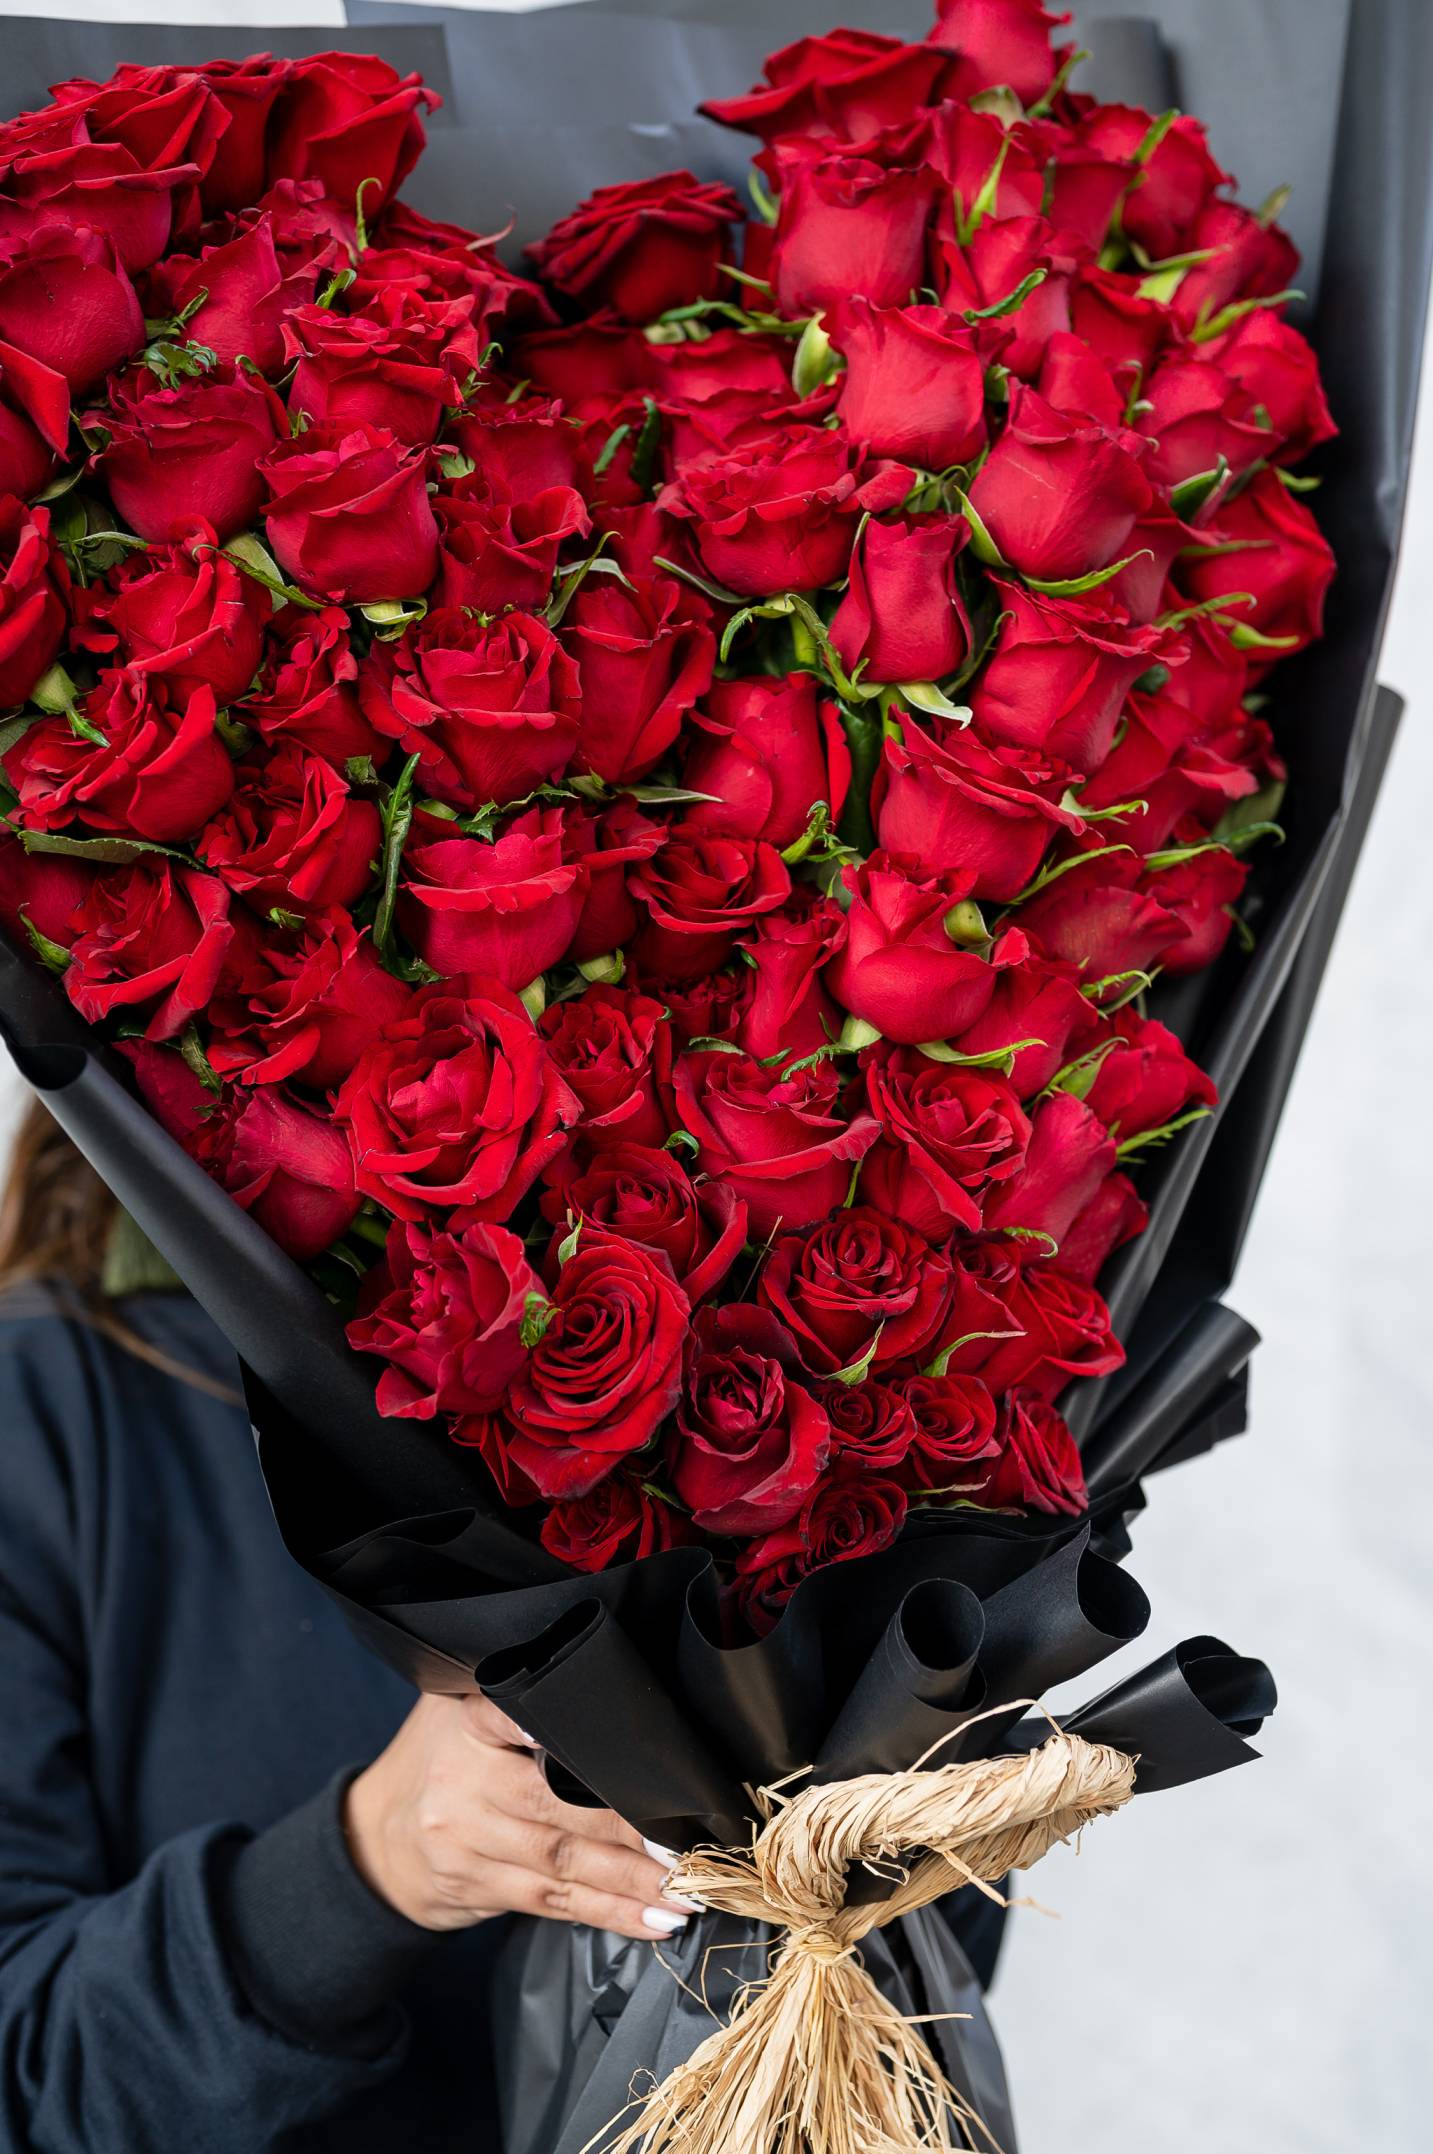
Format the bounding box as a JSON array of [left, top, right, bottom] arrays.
[[664, 1893, 705, 1914], [643, 1907, 689, 1934], [642, 1837, 679, 1864], [512, 1726, 541, 1748]]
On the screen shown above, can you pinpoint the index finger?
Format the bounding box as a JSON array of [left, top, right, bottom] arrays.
[[481, 1741, 653, 1855]]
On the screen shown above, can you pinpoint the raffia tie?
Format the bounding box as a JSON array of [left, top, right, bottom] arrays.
[[595, 1725, 1136, 2154]]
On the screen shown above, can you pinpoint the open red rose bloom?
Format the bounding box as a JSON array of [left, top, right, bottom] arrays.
[[0, 4, 1334, 1636]]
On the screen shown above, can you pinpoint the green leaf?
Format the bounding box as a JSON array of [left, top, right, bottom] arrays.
[[373, 750, 421, 964], [961, 266, 1047, 325], [17, 827, 189, 866], [353, 176, 382, 253], [1024, 548, 1153, 598], [519, 1292, 556, 1349], [1042, 1037, 1120, 1102], [0, 712, 40, 758], [556, 1216, 583, 1267], [748, 167, 779, 226], [792, 313, 837, 398], [829, 1324, 885, 1387], [1192, 289, 1304, 343], [19, 912, 71, 975], [897, 681, 972, 724], [590, 421, 632, 478], [1116, 1106, 1212, 1159], [223, 533, 323, 610], [214, 711, 253, 757], [953, 487, 1007, 569], [360, 596, 427, 639], [577, 949, 625, 986], [177, 1021, 223, 1096], [651, 555, 745, 606], [922, 1324, 1022, 1380], [629, 398, 663, 495], [664, 1128, 700, 1156], [914, 1036, 1041, 1072], [1026, 44, 1089, 117], [267, 906, 305, 932], [1227, 619, 1300, 652], [1006, 841, 1134, 908], [1080, 967, 1155, 1010], [1169, 459, 1230, 519], [833, 700, 881, 854]]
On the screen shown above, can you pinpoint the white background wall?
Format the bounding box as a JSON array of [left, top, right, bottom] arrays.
[[0, 4, 1428, 2148]]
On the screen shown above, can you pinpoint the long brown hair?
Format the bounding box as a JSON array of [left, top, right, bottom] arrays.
[[0, 1094, 242, 1399]]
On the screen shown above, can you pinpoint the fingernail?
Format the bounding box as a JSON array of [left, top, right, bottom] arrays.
[[642, 1837, 679, 1865], [664, 1893, 705, 1914], [512, 1726, 540, 1748], [643, 1907, 689, 1934]]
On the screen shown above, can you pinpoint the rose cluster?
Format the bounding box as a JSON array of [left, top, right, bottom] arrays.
[[0, 6, 1333, 1634]]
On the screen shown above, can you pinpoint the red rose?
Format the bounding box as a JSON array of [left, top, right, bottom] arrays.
[[932, 215, 1074, 383], [143, 213, 310, 374], [669, 1303, 830, 1533], [260, 422, 439, 604], [0, 225, 143, 397], [971, 1259, 1124, 1401], [285, 295, 463, 447], [827, 855, 1024, 1046], [4, 672, 234, 843], [0, 834, 94, 951], [197, 744, 380, 915], [759, 1206, 956, 1377], [875, 715, 1082, 902], [208, 907, 410, 1090], [193, 56, 294, 214], [353, 202, 554, 340], [833, 296, 988, 471], [980, 1092, 1116, 1250], [700, 31, 961, 146], [1067, 265, 1171, 377], [966, 386, 1152, 582], [0, 116, 194, 274], [560, 800, 664, 965], [334, 980, 579, 1220], [949, 952, 1094, 1097], [1076, 105, 1226, 261], [186, 1080, 360, 1263], [539, 1474, 694, 1573], [968, 582, 1172, 770], [627, 829, 791, 982], [768, 133, 938, 317], [74, 525, 269, 704], [891, 1373, 1000, 1495], [398, 805, 580, 988], [859, 1047, 1031, 1237], [0, 336, 69, 499], [542, 1142, 745, 1306], [673, 1046, 878, 1238], [681, 674, 851, 849], [266, 52, 435, 215], [0, 497, 68, 708], [1203, 310, 1336, 464], [1053, 1169, 1147, 1284], [1168, 201, 1299, 337], [63, 857, 232, 1039], [658, 423, 910, 597], [831, 513, 971, 687], [985, 1389, 1086, 1516], [505, 1229, 690, 1498], [928, 0, 1068, 104], [1035, 331, 1127, 433], [1133, 357, 1272, 490], [1012, 846, 1191, 980], [252, 177, 356, 280], [1039, 125, 1135, 254], [239, 604, 379, 764], [538, 985, 674, 1154], [1076, 685, 1259, 852], [447, 390, 583, 499], [510, 317, 651, 407], [527, 170, 742, 321], [1142, 845, 1249, 974], [348, 1216, 539, 1420], [562, 571, 714, 786], [733, 1474, 907, 1635], [359, 607, 580, 811], [1177, 467, 1335, 653], [816, 1376, 917, 1473], [43, 68, 226, 221], [735, 903, 844, 1064], [98, 365, 285, 542], [639, 962, 750, 1049], [432, 479, 590, 615]]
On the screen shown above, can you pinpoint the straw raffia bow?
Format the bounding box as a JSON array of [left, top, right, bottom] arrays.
[[596, 1723, 1136, 2154]]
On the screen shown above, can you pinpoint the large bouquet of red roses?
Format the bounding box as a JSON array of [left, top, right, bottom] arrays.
[[0, 4, 1335, 1641]]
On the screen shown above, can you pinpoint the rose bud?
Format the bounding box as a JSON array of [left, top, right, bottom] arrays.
[[5, 673, 234, 844], [1035, 331, 1128, 435], [432, 480, 590, 615], [260, 422, 439, 604], [398, 805, 580, 988], [562, 572, 714, 787], [194, 55, 294, 214], [859, 1048, 1031, 1238], [1202, 310, 1336, 464], [966, 385, 1153, 582], [99, 365, 286, 543], [628, 830, 791, 983], [932, 214, 1074, 382], [361, 607, 579, 812], [538, 985, 675, 1155], [815, 1376, 917, 1474], [736, 903, 845, 1064], [0, 225, 143, 398], [1133, 357, 1273, 489], [681, 674, 851, 850], [0, 497, 69, 709], [985, 1389, 1087, 1516], [638, 963, 750, 1049], [760, 1206, 957, 1378], [63, 857, 233, 1040], [527, 170, 743, 321], [928, 0, 1067, 104], [504, 1229, 690, 1499], [668, 1303, 831, 1534], [0, 833, 94, 951], [1012, 845, 1191, 979], [733, 1475, 907, 1636], [73, 524, 269, 705], [828, 855, 1025, 1047], [890, 1373, 1000, 1496], [1076, 105, 1227, 261], [198, 744, 380, 916], [830, 514, 971, 688], [972, 1263, 1124, 1402], [1167, 200, 1299, 336], [947, 954, 1091, 1099], [142, 214, 310, 375], [348, 1216, 540, 1420], [540, 1473, 695, 1573], [673, 1046, 878, 1238], [1068, 265, 1171, 377], [768, 133, 938, 317], [875, 714, 1082, 903], [240, 604, 379, 764], [285, 296, 459, 447], [833, 296, 988, 471], [700, 30, 962, 146], [266, 52, 436, 214], [188, 1080, 360, 1263], [1143, 845, 1249, 973], [981, 1091, 1117, 1250], [1177, 467, 1336, 653], [208, 907, 410, 1091], [1055, 1169, 1147, 1284], [659, 423, 911, 597], [561, 799, 664, 964], [542, 1141, 745, 1306], [969, 581, 1173, 771], [0, 338, 69, 500]]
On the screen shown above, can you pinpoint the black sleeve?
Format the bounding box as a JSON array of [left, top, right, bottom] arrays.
[[0, 1324, 435, 2153]]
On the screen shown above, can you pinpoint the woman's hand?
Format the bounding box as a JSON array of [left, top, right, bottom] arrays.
[[343, 1693, 694, 1941]]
